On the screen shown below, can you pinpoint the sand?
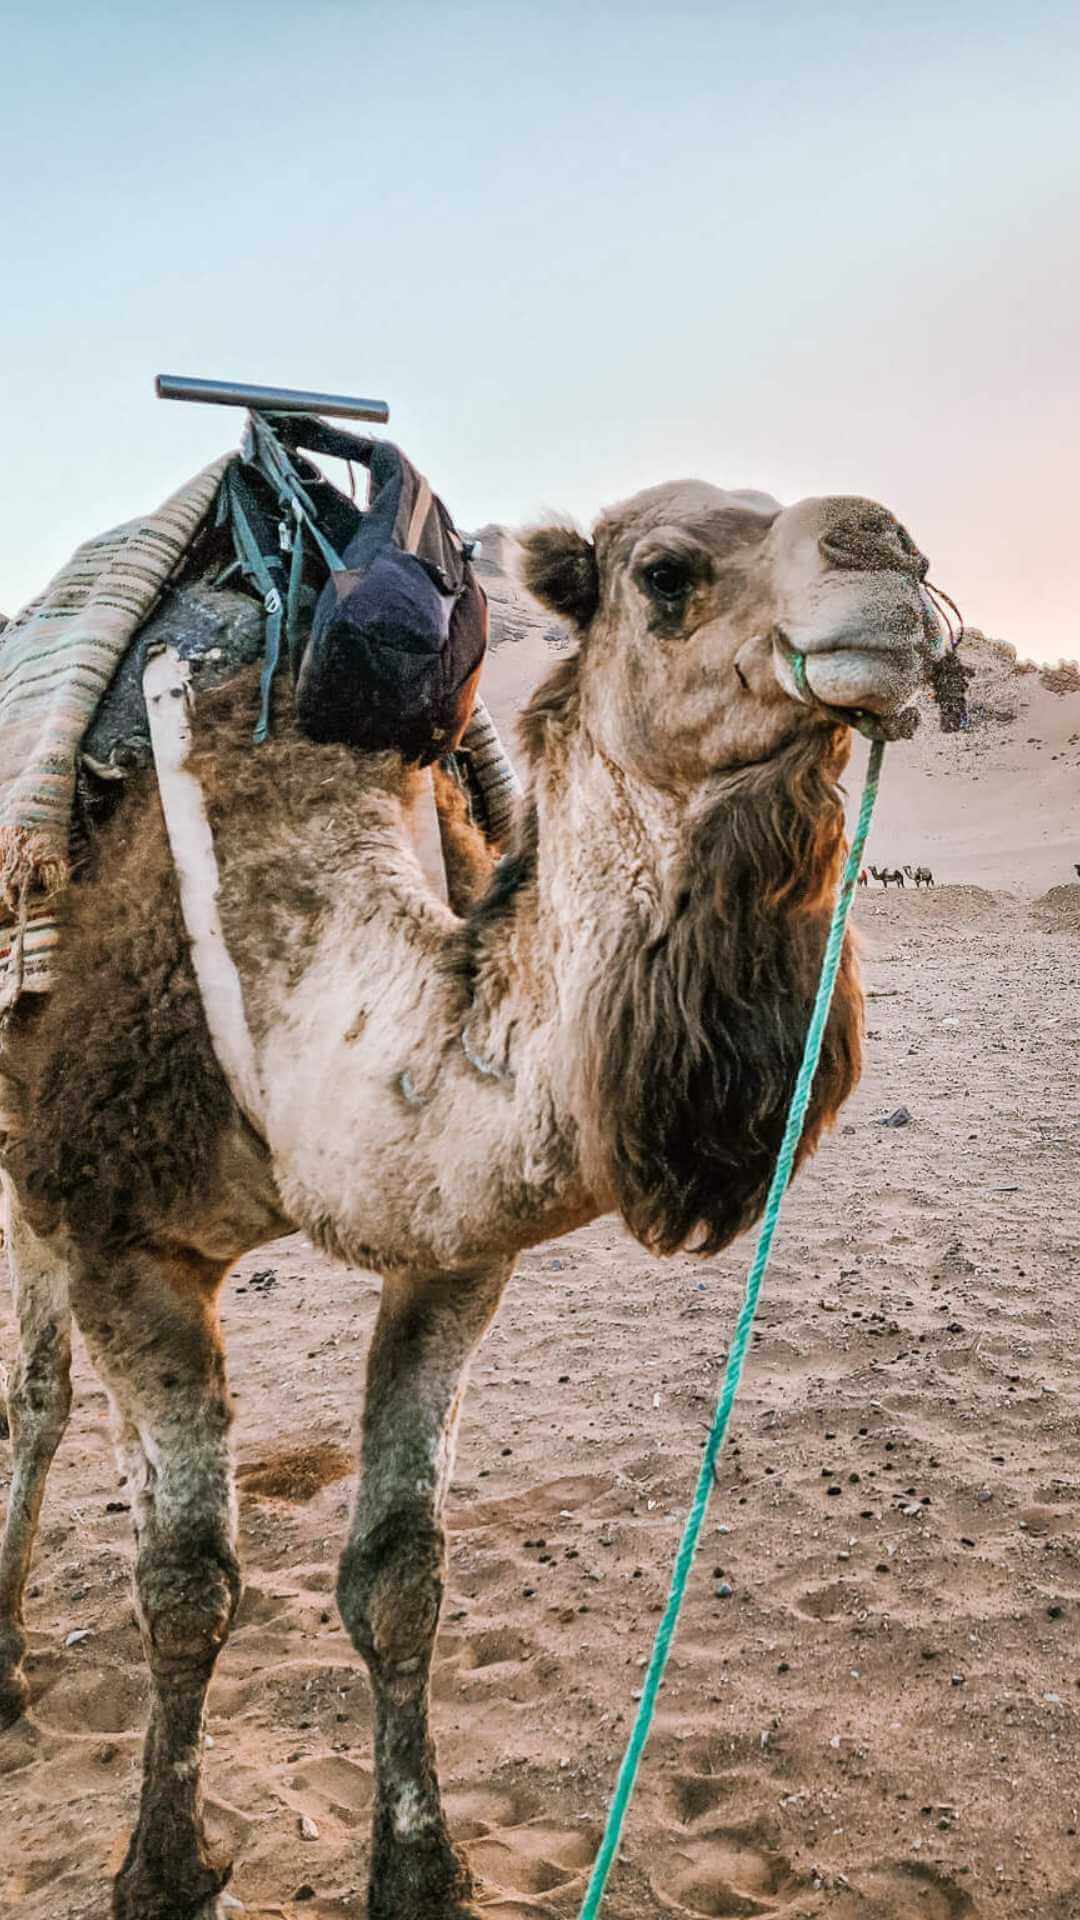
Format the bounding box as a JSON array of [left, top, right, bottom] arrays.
[[2, 548, 1080, 1919]]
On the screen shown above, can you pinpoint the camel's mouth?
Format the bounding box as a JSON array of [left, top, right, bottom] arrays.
[[770, 574, 943, 727], [774, 630, 919, 721]]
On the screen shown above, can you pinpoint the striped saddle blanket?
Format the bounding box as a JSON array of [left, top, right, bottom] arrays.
[[0, 459, 520, 1012]]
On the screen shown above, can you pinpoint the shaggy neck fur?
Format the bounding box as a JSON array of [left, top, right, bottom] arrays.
[[463, 655, 863, 1255]]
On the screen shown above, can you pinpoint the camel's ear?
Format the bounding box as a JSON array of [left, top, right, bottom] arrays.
[[518, 524, 599, 629]]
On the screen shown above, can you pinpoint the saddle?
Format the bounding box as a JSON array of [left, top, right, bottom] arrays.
[[82, 416, 504, 830]]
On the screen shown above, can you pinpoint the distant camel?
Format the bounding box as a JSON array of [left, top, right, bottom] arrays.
[[903, 864, 934, 887], [870, 865, 905, 888], [1075, 864, 1080, 880], [858, 868, 868, 887]]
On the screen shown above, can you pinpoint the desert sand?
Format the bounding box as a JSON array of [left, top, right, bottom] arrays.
[[1, 539, 1079, 1919]]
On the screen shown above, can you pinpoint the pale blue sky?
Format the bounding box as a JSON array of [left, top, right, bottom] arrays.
[[3, 0, 1078, 658]]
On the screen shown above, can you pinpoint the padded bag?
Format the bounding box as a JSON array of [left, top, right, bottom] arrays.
[[294, 432, 488, 764]]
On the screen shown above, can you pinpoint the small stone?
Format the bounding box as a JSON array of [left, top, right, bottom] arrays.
[[299, 1814, 319, 1841], [951, 1674, 965, 1687], [715, 1582, 734, 1599], [293, 1889, 317, 1904], [65, 1628, 92, 1647], [876, 1106, 913, 1128]]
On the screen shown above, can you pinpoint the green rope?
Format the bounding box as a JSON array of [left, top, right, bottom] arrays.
[[578, 736, 886, 1920]]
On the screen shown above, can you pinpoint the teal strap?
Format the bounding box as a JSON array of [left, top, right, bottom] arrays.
[[223, 474, 286, 745], [577, 736, 886, 1920], [254, 597, 284, 747], [285, 512, 307, 680], [249, 416, 347, 575], [788, 644, 886, 743]]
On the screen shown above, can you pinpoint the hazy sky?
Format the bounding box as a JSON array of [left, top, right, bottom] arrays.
[[3, 0, 1079, 660]]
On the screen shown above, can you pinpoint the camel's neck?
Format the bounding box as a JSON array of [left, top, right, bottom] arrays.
[[459, 700, 863, 1259], [213, 683, 859, 1274], [459, 726, 687, 1098]]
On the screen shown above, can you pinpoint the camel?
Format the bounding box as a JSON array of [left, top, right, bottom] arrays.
[[869, 863, 905, 888], [0, 482, 933, 1920], [903, 864, 934, 887], [858, 867, 868, 887]]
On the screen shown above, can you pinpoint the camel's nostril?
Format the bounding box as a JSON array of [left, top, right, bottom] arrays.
[[819, 517, 927, 580]]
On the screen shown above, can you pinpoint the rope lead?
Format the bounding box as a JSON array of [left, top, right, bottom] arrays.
[[577, 734, 886, 1920]]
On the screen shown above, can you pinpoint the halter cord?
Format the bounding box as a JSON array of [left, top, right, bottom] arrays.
[[577, 704, 885, 1920]]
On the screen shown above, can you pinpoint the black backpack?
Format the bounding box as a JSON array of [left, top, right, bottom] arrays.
[[222, 412, 488, 762]]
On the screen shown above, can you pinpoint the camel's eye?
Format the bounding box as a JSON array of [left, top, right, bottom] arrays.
[[642, 559, 691, 603]]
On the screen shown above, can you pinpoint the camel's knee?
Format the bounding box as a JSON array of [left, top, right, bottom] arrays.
[[135, 1537, 241, 1679], [338, 1509, 445, 1680]]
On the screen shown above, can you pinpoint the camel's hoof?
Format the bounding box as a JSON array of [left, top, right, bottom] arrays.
[[112, 1853, 232, 1920], [368, 1839, 477, 1920], [0, 1664, 30, 1730]]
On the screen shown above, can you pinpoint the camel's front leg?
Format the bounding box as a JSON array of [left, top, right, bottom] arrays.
[[70, 1244, 238, 1920], [337, 1262, 511, 1920]]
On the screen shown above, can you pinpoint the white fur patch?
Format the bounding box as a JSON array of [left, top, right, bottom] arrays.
[[392, 1781, 435, 1839]]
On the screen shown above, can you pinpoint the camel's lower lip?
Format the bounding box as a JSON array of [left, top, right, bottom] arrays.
[[771, 628, 919, 718]]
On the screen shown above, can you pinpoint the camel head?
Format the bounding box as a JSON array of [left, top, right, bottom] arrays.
[[510, 479, 939, 1257], [520, 481, 937, 786]]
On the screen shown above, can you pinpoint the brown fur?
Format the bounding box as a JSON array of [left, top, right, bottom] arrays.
[[580, 725, 861, 1254], [518, 523, 599, 629], [12, 671, 417, 1252], [431, 761, 496, 914], [11, 768, 232, 1250]]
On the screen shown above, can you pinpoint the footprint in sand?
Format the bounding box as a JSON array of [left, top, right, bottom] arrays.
[[280, 1752, 373, 1829], [444, 1782, 538, 1842], [666, 1769, 762, 1827], [650, 1824, 801, 1917], [434, 1624, 547, 1706], [789, 1578, 862, 1623], [235, 1441, 354, 1502], [467, 1817, 598, 1900], [833, 1861, 974, 1918], [32, 1659, 148, 1735]]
